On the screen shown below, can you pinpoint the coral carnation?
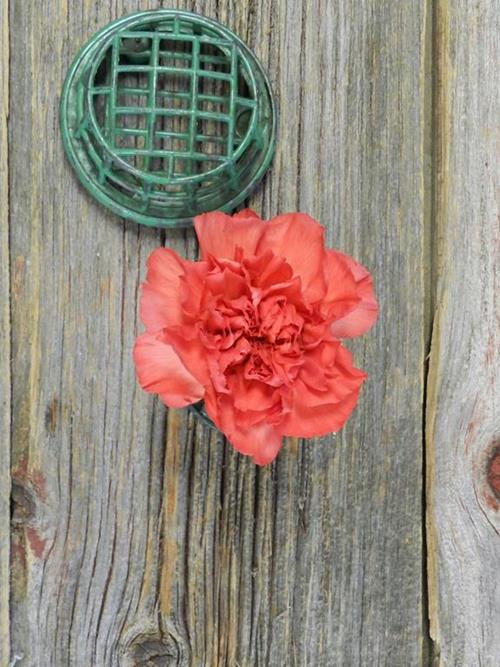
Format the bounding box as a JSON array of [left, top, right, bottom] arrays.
[[134, 210, 378, 465]]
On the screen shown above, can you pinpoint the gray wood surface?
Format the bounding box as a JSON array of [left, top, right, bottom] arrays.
[[1, 1, 10, 665], [4, 0, 429, 665], [426, 1, 500, 665]]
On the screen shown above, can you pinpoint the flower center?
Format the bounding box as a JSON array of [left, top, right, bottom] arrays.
[[198, 290, 307, 388]]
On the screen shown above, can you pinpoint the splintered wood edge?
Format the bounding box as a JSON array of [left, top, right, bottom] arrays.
[[0, 0, 10, 663], [426, 0, 451, 655]]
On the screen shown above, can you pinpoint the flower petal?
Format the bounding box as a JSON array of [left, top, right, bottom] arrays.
[[206, 395, 283, 465], [204, 266, 249, 300], [163, 326, 211, 387], [260, 213, 326, 301], [140, 283, 178, 333], [194, 211, 267, 261], [281, 390, 363, 438], [244, 250, 294, 288], [234, 208, 261, 220], [178, 259, 209, 319], [321, 249, 360, 318], [328, 250, 379, 338], [140, 248, 186, 331], [231, 378, 279, 412], [133, 333, 204, 408], [282, 343, 367, 436], [227, 420, 283, 466]]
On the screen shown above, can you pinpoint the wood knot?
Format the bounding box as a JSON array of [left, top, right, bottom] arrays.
[[487, 443, 500, 501], [124, 629, 189, 666], [11, 462, 50, 560], [11, 479, 37, 526]]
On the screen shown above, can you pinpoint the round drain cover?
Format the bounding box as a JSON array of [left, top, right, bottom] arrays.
[[60, 10, 277, 227]]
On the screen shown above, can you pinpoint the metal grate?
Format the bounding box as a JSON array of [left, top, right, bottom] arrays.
[[61, 11, 276, 227]]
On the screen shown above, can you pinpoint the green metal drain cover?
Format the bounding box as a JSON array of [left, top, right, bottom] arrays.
[[60, 10, 277, 227]]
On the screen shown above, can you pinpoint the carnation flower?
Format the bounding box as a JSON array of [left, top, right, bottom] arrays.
[[134, 210, 378, 465]]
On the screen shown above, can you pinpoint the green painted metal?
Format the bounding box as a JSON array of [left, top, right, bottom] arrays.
[[60, 10, 277, 227]]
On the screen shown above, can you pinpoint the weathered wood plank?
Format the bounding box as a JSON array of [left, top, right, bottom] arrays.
[[0, 0, 10, 664], [8, 2, 168, 665], [427, 1, 500, 665], [7, 1, 428, 665]]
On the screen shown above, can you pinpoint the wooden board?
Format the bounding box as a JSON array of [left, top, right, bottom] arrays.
[[5, 0, 428, 664], [0, 1, 10, 665], [427, 1, 500, 665]]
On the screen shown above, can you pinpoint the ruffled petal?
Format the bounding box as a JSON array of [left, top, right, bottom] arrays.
[[281, 390, 363, 438], [206, 395, 283, 465], [328, 250, 378, 338], [133, 333, 204, 408], [281, 343, 367, 436], [231, 378, 279, 412], [244, 250, 294, 288], [321, 249, 360, 319], [140, 283, 179, 333], [234, 208, 261, 221], [163, 326, 211, 387], [140, 248, 186, 332], [204, 266, 249, 300], [226, 420, 283, 465], [259, 213, 326, 301], [178, 260, 210, 318], [194, 211, 267, 261]]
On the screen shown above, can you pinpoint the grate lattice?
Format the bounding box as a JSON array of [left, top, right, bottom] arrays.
[[61, 11, 276, 227]]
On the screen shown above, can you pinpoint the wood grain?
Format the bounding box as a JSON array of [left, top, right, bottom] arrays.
[[0, 0, 10, 664], [426, 1, 500, 665], [6, 0, 428, 665]]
